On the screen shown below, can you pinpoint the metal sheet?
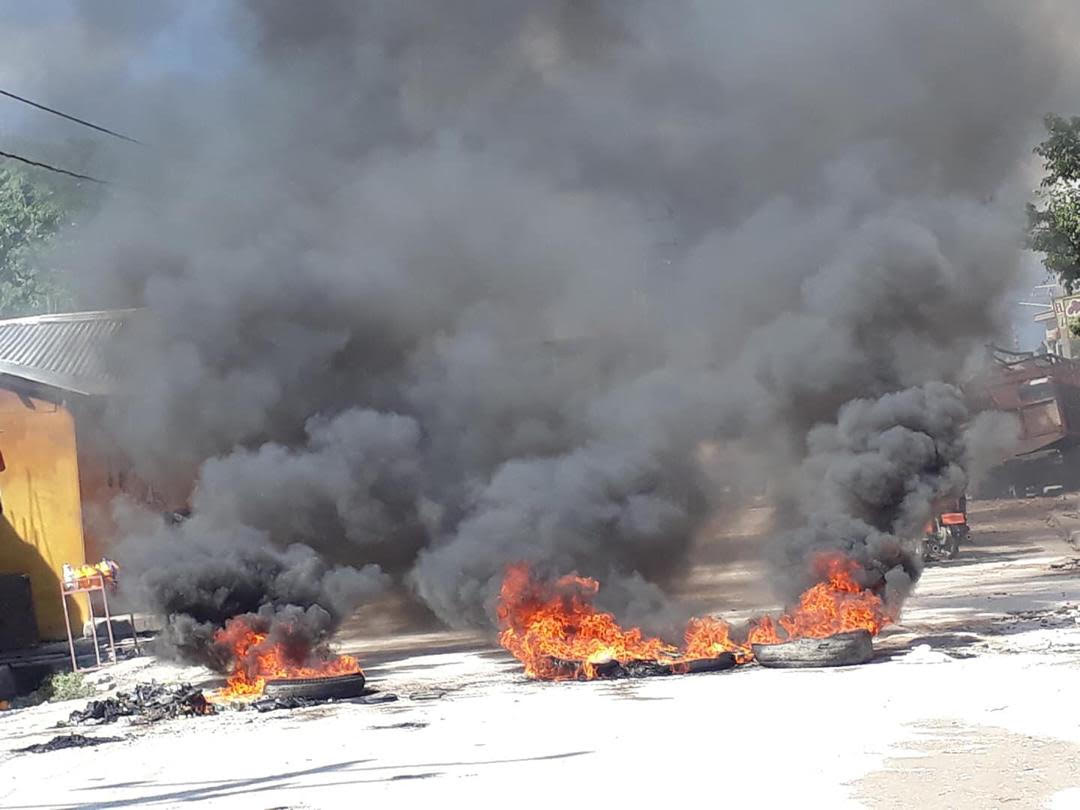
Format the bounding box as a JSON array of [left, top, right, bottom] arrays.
[[0, 310, 138, 395]]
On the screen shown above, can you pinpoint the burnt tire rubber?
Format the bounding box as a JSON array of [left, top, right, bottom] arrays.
[[751, 630, 873, 669], [262, 672, 367, 700], [682, 653, 738, 674]]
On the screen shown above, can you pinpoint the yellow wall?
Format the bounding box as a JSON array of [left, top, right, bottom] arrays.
[[0, 388, 87, 640], [75, 412, 171, 564]]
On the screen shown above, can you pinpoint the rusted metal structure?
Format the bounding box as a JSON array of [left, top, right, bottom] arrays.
[[966, 347, 1080, 495]]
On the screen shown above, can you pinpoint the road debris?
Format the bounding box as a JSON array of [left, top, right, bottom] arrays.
[[67, 682, 213, 726], [251, 689, 400, 713], [18, 734, 123, 754]]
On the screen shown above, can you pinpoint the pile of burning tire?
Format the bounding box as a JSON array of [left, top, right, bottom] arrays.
[[201, 555, 889, 696], [497, 558, 890, 680]]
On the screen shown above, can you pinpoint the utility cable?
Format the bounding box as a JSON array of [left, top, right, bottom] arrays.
[[0, 148, 108, 184], [0, 88, 142, 145]]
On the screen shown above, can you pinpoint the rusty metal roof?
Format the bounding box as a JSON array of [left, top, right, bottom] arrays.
[[0, 309, 139, 396]]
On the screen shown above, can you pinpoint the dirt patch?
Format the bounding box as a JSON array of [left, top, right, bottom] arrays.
[[854, 721, 1080, 809]]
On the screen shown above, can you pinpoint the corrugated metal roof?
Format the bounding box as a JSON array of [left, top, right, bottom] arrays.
[[0, 309, 139, 396]]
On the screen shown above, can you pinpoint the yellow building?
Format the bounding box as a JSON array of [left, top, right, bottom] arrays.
[[0, 310, 163, 647]]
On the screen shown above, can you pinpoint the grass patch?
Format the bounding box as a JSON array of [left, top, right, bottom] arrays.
[[12, 671, 96, 708], [43, 671, 97, 701]]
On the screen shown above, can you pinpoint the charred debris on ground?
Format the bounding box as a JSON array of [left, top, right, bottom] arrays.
[[61, 680, 403, 725], [540, 653, 738, 681], [67, 682, 213, 725], [17, 733, 124, 754]]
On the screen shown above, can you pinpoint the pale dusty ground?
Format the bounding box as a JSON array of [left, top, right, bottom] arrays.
[[3, 498, 1080, 809]]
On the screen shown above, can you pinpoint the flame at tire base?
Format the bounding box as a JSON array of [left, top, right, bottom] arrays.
[[498, 554, 892, 680], [213, 617, 364, 699]]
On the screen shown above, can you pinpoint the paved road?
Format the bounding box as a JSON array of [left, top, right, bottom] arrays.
[[3, 498, 1080, 808]]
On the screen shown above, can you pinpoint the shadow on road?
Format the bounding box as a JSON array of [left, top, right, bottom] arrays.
[[8, 750, 596, 808]]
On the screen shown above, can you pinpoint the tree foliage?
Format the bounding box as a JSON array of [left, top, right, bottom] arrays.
[[1028, 114, 1080, 292], [0, 166, 73, 316]]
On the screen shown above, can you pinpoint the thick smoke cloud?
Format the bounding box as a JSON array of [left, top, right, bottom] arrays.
[[111, 503, 387, 665], [7, 1, 1079, 648], [770, 383, 971, 610], [193, 408, 427, 571]]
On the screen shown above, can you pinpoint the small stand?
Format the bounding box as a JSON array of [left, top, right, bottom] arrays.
[[60, 574, 141, 673]]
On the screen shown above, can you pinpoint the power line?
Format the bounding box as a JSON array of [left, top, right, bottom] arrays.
[[0, 88, 142, 145], [0, 149, 108, 184]]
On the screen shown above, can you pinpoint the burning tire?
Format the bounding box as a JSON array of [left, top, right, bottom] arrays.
[[751, 630, 873, 669], [592, 652, 738, 679], [262, 672, 367, 700]]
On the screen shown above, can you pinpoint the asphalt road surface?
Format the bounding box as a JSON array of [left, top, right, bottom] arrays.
[[3, 498, 1080, 809]]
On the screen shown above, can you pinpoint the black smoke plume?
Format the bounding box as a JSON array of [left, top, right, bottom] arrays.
[[5, 2, 1077, 652], [112, 507, 387, 667], [769, 383, 971, 611]]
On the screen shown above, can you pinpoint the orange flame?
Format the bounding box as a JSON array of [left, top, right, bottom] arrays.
[[499, 552, 892, 680], [745, 553, 892, 646], [497, 563, 678, 680], [213, 616, 363, 698], [682, 616, 753, 664]]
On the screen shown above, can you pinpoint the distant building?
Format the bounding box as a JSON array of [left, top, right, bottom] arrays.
[[1036, 285, 1080, 358], [967, 346, 1080, 497], [0, 310, 173, 647]]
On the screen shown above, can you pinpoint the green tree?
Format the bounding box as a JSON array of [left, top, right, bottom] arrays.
[[0, 166, 73, 316], [1028, 114, 1080, 292]]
